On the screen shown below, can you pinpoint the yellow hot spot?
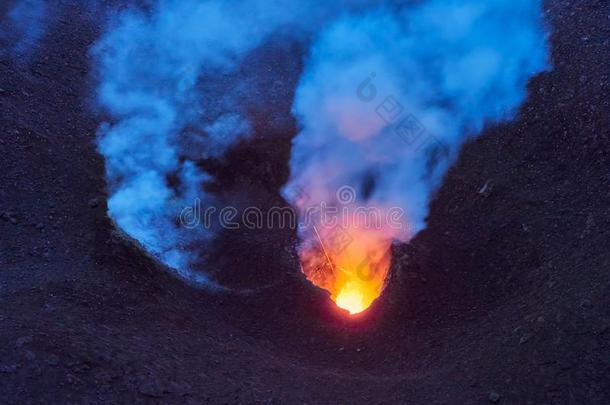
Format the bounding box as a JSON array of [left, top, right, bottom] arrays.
[[335, 281, 367, 315], [300, 224, 393, 316]]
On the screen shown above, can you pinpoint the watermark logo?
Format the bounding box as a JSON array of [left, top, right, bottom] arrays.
[[395, 114, 425, 146], [326, 225, 354, 255], [178, 185, 407, 233], [355, 73, 448, 154], [356, 72, 377, 102], [179, 198, 201, 229], [336, 185, 356, 204], [376, 96, 404, 124]]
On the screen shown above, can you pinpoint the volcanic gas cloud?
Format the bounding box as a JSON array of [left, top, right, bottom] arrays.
[[283, 0, 549, 314], [91, 0, 549, 313]]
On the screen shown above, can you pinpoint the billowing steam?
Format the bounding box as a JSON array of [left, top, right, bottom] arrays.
[[283, 0, 549, 312], [287, 0, 549, 232], [93, 0, 376, 285], [91, 0, 549, 295]]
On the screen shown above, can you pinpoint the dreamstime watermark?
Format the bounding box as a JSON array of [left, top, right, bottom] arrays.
[[178, 185, 407, 232], [356, 72, 449, 155]]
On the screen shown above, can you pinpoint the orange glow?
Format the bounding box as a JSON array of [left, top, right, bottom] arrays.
[[335, 281, 367, 314], [300, 222, 394, 316]]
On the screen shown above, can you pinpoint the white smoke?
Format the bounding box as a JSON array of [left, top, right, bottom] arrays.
[[92, 0, 549, 287], [93, 0, 379, 286], [284, 0, 549, 240]]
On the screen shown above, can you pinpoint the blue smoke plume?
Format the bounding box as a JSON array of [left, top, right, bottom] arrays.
[[284, 0, 549, 239], [93, 0, 377, 285], [92, 0, 549, 287]]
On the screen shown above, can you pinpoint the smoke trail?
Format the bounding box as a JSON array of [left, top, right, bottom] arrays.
[[283, 0, 549, 307], [93, 0, 378, 286], [93, 0, 548, 292]]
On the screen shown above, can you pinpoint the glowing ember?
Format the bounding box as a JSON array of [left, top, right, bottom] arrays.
[[335, 282, 367, 315], [300, 217, 397, 316]]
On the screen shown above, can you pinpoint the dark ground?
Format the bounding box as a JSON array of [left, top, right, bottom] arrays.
[[0, 0, 609, 404]]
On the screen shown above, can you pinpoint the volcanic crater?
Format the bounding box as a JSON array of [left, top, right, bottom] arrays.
[[0, 0, 609, 404]]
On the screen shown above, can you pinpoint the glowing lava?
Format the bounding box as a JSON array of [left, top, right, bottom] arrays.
[[335, 281, 367, 315], [300, 222, 395, 316]]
